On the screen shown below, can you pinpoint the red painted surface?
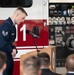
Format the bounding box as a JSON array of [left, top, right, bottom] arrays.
[[15, 20, 48, 47], [0, 19, 49, 75], [0, 19, 48, 47], [13, 61, 20, 75]]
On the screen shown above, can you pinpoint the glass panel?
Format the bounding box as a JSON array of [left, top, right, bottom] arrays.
[[0, 0, 32, 7]]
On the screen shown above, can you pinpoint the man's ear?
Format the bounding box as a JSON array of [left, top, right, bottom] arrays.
[[20, 65, 24, 74], [3, 63, 6, 70], [49, 61, 50, 66], [38, 70, 42, 75], [65, 63, 67, 68], [16, 13, 19, 17]]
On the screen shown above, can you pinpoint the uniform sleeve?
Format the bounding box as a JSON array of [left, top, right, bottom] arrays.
[[0, 22, 13, 53], [8, 25, 16, 44], [8, 25, 17, 53], [0, 32, 7, 48], [0, 22, 10, 48]]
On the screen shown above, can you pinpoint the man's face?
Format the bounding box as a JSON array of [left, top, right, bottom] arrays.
[[16, 12, 26, 25]]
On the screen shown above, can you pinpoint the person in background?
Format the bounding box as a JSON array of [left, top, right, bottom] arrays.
[[0, 7, 28, 75], [21, 56, 41, 75], [39, 52, 61, 75], [0, 51, 7, 75], [65, 54, 74, 75]]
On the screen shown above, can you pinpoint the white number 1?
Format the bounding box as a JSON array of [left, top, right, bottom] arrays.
[[15, 24, 26, 41]]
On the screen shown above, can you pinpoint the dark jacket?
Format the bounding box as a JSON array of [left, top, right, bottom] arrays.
[[66, 73, 74, 75], [41, 69, 61, 75], [0, 17, 16, 56]]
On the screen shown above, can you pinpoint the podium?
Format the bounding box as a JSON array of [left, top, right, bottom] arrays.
[[20, 46, 56, 75]]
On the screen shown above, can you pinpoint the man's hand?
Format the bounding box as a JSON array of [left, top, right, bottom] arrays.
[[11, 49, 17, 58]]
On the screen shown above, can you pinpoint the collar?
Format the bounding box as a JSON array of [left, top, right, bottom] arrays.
[[41, 68, 49, 69], [9, 17, 15, 25], [68, 71, 74, 73]]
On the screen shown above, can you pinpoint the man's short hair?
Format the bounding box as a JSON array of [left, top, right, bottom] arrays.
[[23, 56, 40, 70], [16, 7, 28, 16], [23, 56, 40, 75], [0, 51, 6, 70], [65, 54, 74, 71], [39, 52, 50, 66]]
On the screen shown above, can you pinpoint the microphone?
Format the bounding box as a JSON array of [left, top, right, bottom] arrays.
[[26, 30, 40, 38]]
